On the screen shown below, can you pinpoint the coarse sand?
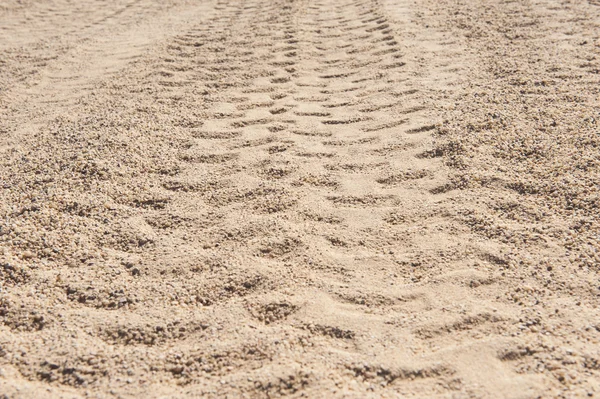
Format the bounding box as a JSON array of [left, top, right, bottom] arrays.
[[1, 0, 599, 397]]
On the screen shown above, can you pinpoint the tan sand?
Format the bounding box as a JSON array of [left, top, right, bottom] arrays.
[[1, 0, 599, 397]]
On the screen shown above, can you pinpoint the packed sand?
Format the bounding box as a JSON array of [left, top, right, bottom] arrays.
[[1, 0, 599, 397]]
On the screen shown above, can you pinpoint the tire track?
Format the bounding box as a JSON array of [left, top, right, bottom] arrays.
[[0, 0, 221, 148], [136, 0, 525, 395]]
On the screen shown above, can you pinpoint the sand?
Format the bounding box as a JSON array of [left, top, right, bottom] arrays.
[[1, 0, 599, 397]]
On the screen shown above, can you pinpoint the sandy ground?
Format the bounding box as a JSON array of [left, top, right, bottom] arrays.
[[0, 0, 599, 397]]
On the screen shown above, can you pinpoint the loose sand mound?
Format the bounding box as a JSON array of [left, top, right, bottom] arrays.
[[1, 0, 599, 397]]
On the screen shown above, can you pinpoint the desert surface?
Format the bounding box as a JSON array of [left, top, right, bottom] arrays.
[[1, 0, 599, 397]]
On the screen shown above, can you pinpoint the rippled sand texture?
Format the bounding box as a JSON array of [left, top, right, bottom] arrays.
[[1, 0, 599, 397]]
